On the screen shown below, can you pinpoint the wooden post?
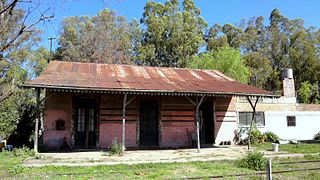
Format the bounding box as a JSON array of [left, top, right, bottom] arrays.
[[196, 95, 206, 153], [195, 107, 200, 152], [122, 93, 127, 151], [246, 96, 260, 150], [266, 158, 272, 180], [34, 88, 41, 153]]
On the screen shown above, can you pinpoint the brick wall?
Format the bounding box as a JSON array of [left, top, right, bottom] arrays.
[[160, 96, 195, 148], [43, 91, 72, 150]]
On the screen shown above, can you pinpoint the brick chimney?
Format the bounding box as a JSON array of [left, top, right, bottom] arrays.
[[282, 68, 295, 97]]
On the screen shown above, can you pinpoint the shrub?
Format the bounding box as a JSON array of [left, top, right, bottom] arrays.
[[249, 127, 265, 145], [314, 132, 320, 140], [264, 131, 279, 143], [12, 146, 35, 158], [108, 138, 123, 156], [238, 151, 267, 171]]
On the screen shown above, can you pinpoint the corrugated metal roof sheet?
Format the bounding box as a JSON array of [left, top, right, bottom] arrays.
[[26, 61, 276, 97]]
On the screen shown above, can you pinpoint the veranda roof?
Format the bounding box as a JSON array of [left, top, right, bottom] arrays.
[[25, 61, 278, 97]]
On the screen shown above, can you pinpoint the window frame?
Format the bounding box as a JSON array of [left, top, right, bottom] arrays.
[[287, 116, 296, 127], [238, 111, 265, 127]]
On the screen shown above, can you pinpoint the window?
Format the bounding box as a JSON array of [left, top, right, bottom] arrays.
[[56, 120, 65, 130], [238, 112, 265, 127], [287, 116, 296, 127], [77, 108, 85, 132]]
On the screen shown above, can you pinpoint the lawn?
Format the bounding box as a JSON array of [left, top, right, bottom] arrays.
[[253, 142, 320, 154], [1, 146, 320, 179]]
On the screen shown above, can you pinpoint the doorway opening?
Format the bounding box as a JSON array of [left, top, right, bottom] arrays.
[[139, 101, 159, 147], [200, 100, 214, 144], [74, 98, 97, 149]]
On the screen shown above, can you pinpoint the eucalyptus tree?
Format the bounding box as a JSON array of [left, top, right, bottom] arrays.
[[58, 9, 141, 64], [138, 0, 207, 68]]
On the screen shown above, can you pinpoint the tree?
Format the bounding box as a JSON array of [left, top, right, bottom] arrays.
[[243, 52, 272, 89], [297, 81, 312, 103], [205, 9, 320, 98], [27, 46, 50, 77], [138, 0, 207, 68], [187, 46, 250, 83], [0, 0, 52, 103], [58, 9, 141, 64], [0, 0, 52, 139]]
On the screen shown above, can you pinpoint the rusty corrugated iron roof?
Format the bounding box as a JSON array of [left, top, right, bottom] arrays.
[[25, 61, 276, 97]]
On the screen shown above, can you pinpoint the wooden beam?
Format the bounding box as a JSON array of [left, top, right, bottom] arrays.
[[122, 93, 127, 151], [246, 96, 260, 150], [196, 95, 206, 153], [185, 96, 196, 106], [34, 88, 41, 153], [126, 95, 137, 107]]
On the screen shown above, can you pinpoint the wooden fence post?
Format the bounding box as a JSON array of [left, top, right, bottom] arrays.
[[266, 158, 272, 180]]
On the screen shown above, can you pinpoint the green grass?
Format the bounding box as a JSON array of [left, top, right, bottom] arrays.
[[2, 157, 254, 179], [1, 148, 320, 179], [253, 142, 320, 154]]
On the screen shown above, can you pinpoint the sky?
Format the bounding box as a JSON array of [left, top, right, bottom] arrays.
[[34, 0, 320, 50]]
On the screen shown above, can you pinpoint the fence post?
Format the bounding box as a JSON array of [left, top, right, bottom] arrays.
[[266, 158, 272, 180]]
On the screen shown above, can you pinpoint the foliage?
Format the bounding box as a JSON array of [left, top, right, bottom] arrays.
[[108, 138, 123, 155], [297, 81, 312, 103], [26, 47, 49, 78], [188, 46, 250, 83], [138, 0, 207, 68], [248, 127, 265, 145], [58, 9, 141, 64], [12, 146, 35, 158], [205, 9, 320, 96], [263, 131, 279, 143], [0, 88, 35, 139], [314, 132, 320, 141], [237, 151, 267, 171]]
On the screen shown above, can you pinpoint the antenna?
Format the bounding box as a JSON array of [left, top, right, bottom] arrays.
[[48, 37, 56, 63]]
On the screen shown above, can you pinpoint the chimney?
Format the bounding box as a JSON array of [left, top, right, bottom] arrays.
[[282, 68, 295, 97]]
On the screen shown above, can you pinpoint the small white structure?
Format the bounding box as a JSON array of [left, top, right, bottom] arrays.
[[235, 69, 320, 141]]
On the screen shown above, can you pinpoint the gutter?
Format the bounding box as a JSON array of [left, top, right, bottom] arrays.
[[22, 84, 281, 98]]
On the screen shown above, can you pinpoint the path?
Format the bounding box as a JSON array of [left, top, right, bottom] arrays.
[[23, 146, 306, 167]]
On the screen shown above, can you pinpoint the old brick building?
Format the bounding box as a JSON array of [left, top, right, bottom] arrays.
[[25, 61, 275, 151]]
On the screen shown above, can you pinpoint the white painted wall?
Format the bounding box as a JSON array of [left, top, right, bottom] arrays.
[[257, 111, 320, 140]]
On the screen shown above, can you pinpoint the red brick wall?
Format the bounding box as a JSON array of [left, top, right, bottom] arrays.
[[43, 92, 235, 150], [99, 94, 138, 148], [160, 96, 195, 148], [43, 91, 72, 150]]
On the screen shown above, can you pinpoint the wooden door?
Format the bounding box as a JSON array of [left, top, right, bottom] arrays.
[[75, 99, 97, 148], [139, 101, 159, 146]]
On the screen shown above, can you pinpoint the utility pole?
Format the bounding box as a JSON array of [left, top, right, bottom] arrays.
[[48, 37, 56, 63]]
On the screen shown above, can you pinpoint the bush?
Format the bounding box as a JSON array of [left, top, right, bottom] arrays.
[[238, 151, 267, 171], [108, 138, 123, 156], [314, 132, 320, 140], [12, 146, 35, 158], [264, 131, 279, 143], [249, 127, 265, 145]]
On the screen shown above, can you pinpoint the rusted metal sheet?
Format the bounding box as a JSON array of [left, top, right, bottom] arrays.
[[27, 61, 274, 96]]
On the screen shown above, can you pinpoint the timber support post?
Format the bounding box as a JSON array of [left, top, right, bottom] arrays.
[[246, 96, 260, 150], [121, 94, 136, 151], [122, 93, 127, 151], [186, 95, 206, 153], [34, 87, 41, 153]]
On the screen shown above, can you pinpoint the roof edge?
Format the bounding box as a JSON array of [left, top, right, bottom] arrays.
[[23, 84, 280, 98]]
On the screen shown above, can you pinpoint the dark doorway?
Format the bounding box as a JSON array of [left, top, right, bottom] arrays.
[[200, 101, 214, 144], [74, 98, 97, 148], [139, 101, 159, 147]]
